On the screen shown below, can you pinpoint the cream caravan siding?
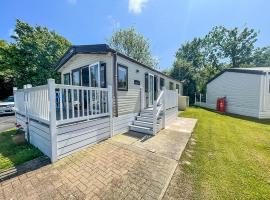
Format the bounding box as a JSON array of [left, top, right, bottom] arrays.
[[58, 53, 113, 86], [116, 56, 182, 116], [207, 72, 262, 118]]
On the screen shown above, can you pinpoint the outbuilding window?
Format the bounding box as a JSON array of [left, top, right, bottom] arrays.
[[118, 65, 128, 91]]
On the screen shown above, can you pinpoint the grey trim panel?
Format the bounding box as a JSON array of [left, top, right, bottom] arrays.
[[55, 44, 182, 84]]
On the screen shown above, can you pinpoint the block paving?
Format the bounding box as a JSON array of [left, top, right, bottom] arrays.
[[0, 140, 177, 200]]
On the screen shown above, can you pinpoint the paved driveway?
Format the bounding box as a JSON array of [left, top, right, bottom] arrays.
[[0, 115, 15, 132], [0, 117, 197, 200]]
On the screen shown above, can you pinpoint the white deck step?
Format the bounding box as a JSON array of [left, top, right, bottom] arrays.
[[140, 112, 154, 117], [129, 125, 153, 135], [136, 116, 153, 122], [134, 120, 159, 128], [136, 116, 161, 123]]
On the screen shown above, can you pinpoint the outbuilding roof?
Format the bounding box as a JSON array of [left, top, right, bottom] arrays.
[[207, 67, 270, 85], [55, 44, 182, 83]]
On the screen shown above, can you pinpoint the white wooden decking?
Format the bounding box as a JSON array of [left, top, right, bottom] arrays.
[[13, 79, 179, 162]]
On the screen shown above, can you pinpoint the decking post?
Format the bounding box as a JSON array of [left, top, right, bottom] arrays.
[[153, 100, 157, 135], [108, 85, 113, 137], [48, 79, 57, 162], [162, 87, 166, 129], [26, 84, 32, 142], [23, 85, 28, 140], [13, 87, 17, 127]]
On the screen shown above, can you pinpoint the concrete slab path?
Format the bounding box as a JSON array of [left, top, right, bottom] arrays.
[[0, 117, 197, 200]]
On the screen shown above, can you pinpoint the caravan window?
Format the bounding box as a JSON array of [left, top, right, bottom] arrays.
[[169, 82, 174, 90], [100, 63, 106, 88], [160, 78, 165, 90], [176, 84, 180, 94], [63, 73, 70, 85], [72, 69, 81, 86], [81, 67, 89, 86], [118, 65, 128, 91]]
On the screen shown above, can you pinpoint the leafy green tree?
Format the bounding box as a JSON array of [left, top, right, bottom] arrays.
[[109, 27, 158, 68], [251, 46, 270, 67], [0, 40, 14, 99], [170, 26, 259, 103], [6, 20, 71, 88], [169, 59, 196, 98], [206, 26, 258, 68], [175, 38, 206, 70]]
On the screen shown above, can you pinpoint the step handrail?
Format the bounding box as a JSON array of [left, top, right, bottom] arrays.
[[156, 105, 163, 118], [156, 90, 164, 105], [153, 89, 165, 134]]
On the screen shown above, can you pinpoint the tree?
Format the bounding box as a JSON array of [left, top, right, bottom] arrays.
[[172, 37, 222, 95], [175, 38, 206, 70], [108, 27, 158, 68], [251, 46, 270, 67], [170, 26, 260, 102], [206, 26, 258, 68], [6, 20, 71, 88], [169, 59, 196, 97], [0, 40, 14, 99]]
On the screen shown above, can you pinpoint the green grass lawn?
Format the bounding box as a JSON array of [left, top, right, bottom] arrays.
[[0, 129, 43, 172], [165, 107, 270, 200]]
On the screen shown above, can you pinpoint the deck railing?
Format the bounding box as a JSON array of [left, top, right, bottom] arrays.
[[14, 85, 50, 124], [165, 89, 178, 109], [54, 84, 111, 125], [152, 88, 178, 134], [13, 79, 112, 126]]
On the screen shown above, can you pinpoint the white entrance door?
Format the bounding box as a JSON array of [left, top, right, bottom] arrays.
[[149, 74, 154, 107]]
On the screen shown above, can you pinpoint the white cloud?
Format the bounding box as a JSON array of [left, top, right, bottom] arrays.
[[129, 0, 149, 14], [67, 0, 77, 5]]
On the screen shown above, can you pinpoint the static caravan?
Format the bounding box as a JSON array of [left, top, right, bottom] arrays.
[[14, 44, 182, 162], [205, 67, 270, 119]]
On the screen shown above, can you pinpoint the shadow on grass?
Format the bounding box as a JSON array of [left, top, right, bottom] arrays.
[[0, 129, 50, 182], [192, 106, 270, 125]]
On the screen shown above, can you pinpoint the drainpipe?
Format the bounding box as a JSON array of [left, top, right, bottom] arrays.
[[113, 52, 118, 117]]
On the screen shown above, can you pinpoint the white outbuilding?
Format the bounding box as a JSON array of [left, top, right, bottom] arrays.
[[205, 67, 270, 119]]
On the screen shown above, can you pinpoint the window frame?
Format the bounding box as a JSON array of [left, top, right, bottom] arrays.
[[63, 73, 71, 85], [81, 66, 90, 86], [90, 62, 100, 87], [72, 68, 81, 86], [176, 84, 180, 94], [100, 62, 107, 88], [169, 82, 174, 90], [117, 64, 128, 91], [160, 77, 165, 90]]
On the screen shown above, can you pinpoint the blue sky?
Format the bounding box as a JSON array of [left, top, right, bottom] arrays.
[[1, 0, 269, 70]]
